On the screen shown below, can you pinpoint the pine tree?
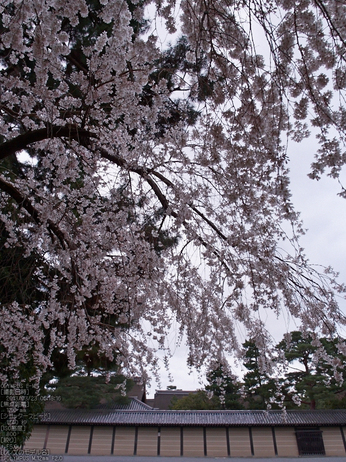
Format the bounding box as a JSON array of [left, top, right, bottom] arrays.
[[205, 364, 243, 410], [242, 341, 277, 410]]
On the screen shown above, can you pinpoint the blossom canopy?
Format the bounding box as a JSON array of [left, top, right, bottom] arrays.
[[1, 0, 346, 383]]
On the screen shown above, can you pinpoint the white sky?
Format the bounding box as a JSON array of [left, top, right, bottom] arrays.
[[132, 4, 346, 397], [146, 136, 346, 398], [143, 7, 346, 397]]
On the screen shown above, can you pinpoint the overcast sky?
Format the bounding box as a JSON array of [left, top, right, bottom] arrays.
[[138, 6, 346, 398], [146, 135, 346, 398]]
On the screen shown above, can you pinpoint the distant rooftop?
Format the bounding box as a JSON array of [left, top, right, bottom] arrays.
[[148, 389, 197, 410], [154, 389, 197, 394]]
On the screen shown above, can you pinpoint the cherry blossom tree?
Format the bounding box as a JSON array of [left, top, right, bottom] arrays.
[[1, 0, 346, 393]]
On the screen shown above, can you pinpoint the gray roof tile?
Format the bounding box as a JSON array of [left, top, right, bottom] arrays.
[[39, 409, 346, 427], [95, 397, 154, 411]]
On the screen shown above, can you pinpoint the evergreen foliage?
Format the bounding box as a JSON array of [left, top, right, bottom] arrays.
[[47, 375, 132, 409]]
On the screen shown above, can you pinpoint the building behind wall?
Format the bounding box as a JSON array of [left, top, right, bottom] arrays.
[[23, 407, 346, 458], [146, 389, 197, 410]]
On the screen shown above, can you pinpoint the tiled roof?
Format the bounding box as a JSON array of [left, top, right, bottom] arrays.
[[44, 397, 153, 412], [39, 409, 346, 427], [95, 397, 154, 411]]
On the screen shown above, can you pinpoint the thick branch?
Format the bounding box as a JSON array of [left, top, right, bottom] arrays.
[[99, 149, 171, 211], [314, 0, 346, 52], [0, 176, 40, 223], [0, 125, 95, 160], [1, 125, 236, 272], [0, 176, 70, 249]]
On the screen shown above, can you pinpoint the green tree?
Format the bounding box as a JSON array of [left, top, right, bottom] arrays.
[[170, 390, 218, 410], [242, 341, 277, 410], [205, 364, 244, 410], [47, 375, 132, 409], [317, 337, 346, 408], [277, 331, 346, 410], [171, 365, 244, 410]]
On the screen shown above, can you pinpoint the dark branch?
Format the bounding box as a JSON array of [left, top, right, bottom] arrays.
[[1, 125, 230, 265], [0, 176, 40, 223], [0, 176, 70, 249], [0, 125, 96, 160]]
